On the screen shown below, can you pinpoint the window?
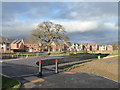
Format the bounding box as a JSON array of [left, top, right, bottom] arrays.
[[83, 45, 85, 50], [90, 46, 92, 51], [97, 46, 99, 50], [7, 48, 9, 50], [1, 47, 4, 49]]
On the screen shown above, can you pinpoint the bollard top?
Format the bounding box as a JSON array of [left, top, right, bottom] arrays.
[[55, 59, 58, 62], [39, 60, 42, 64]]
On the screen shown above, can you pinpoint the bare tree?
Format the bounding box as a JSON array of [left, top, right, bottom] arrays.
[[31, 21, 69, 53]]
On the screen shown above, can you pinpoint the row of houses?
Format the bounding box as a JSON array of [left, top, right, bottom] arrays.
[[69, 43, 113, 53], [0, 37, 69, 53], [0, 36, 113, 53]]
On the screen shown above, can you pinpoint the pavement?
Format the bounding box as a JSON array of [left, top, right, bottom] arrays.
[[16, 71, 118, 88], [1, 56, 119, 88]]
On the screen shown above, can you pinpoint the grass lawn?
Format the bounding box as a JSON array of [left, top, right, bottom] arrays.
[[110, 50, 119, 55], [65, 56, 119, 82], [49, 51, 83, 56], [50, 52, 70, 56], [2, 75, 19, 89]]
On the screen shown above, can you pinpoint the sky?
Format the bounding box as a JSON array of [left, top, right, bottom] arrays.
[[2, 2, 118, 44]]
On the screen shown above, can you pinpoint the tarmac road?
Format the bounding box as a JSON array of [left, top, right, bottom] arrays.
[[1, 56, 64, 67]]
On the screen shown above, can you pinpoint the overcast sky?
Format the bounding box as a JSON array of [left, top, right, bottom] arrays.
[[2, 2, 118, 44]]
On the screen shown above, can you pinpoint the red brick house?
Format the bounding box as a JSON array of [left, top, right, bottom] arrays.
[[23, 39, 39, 52], [23, 38, 49, 52], [10, 39, 25, 52], [49, 41, 70, 52], [81, 43, 98, 52]]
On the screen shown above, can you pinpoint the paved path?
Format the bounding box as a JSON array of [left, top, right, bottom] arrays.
[[16, 71, 118, 88]]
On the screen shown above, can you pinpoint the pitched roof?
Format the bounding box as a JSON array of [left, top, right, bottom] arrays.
[[11, 40, 23, 44]]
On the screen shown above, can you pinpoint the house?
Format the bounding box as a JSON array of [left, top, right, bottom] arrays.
[[23, 38, 40, 52], [80, 43, 98, 52], [79, 43, 113, 53], [63, 42, 71, 51], [23, 38, 49, 52], [0, 36, 13, 53], [106, 45, 113, 52], [49, 41, 70, 52], [10, 39, 25, 52], [68, 43, 82, 51], [98, 45, 107, 51], [50, 41, 63, 52], [24, 44, 39, 52]]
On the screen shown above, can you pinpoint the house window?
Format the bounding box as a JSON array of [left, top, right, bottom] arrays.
[[90, 46, 92, 51], [6, 48, 9, 50], [82, 45, 85, 50], [97, 46, 99, 50], [1, 47, 4, 49]]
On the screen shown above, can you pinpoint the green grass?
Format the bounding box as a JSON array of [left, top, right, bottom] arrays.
[[69, 54, 98, 59], [49, 51, 83, 56], [50, 52, 70, 56], [66, 56, 119, 82], [2, 75, 19, 90], [110, 50, 120, 55]]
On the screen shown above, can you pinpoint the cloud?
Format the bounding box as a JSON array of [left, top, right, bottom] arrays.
[[2, 20, 39, 39], [54, 2, 118, 21], [54, 20, 117, 33], [60, 21, 98, 32], [2, 2, 118, 44], [104, 23, 118, 30], [2, 19, 118, 44]]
